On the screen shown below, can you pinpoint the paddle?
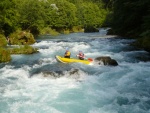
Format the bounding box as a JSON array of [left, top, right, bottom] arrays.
[[87, 58, 93, 62], [76, 55, 93, 61]]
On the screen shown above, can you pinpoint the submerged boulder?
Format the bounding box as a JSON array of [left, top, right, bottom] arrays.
[[34, 68, 83, 80], [95, 56, 118, 66], [42, 71, 63, 78]]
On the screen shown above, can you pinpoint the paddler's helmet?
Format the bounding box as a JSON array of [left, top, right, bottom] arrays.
[[66, 47, 69, 51]]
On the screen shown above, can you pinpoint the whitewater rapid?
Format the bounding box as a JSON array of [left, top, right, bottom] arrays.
[[0, 31, 150, 113]]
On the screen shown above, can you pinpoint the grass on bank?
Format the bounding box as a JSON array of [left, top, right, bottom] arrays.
[[0, 45, 38, 63], [9, 45, 38, 54], [0, 34, 11, 63], [0, 34, 7, 47], [0, 48, 11, 63], [40, 27, 60, 36]]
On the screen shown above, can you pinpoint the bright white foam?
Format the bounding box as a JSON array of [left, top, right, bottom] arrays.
[[1, 33, 150, 113]]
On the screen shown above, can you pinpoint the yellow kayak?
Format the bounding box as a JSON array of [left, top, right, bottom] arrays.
[[55, 55, 93, 65]]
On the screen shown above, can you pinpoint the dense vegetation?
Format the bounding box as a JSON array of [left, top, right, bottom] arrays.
[[110, 0, 150, 52], [0, 0, 108, 37], [9, 45, 38, 54], [9, 30, 36, 45], [0, 34, 11, 63]]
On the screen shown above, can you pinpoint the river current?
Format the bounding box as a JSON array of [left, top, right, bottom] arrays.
[[0, 29, 150, 113]]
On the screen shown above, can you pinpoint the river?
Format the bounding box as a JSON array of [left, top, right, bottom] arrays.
[[0, 29, 150, 113]]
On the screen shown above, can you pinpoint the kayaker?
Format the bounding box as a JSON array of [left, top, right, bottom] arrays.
[[77, 51, 85, 60], [64, 48, 71, 58]]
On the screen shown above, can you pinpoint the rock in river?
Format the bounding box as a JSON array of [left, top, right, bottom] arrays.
[[95, 56, 118, 66]]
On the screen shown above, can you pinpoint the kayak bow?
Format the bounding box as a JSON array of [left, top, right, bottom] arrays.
[[55, 55, 93, 65]]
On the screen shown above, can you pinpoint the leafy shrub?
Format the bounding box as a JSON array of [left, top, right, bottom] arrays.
[[40, 27, 59, 36], [9, 30, 36, 45], [63, 29, 70, 34], [0, 48, 11, 63], [0, 34, 7, 47], [71, 26, 84, 32], [10, 45, 38, 54]]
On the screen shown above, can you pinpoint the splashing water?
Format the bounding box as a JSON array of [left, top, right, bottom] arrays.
[[0, 30, 150, 113]]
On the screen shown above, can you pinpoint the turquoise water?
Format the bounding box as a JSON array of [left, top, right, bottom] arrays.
[[0, 31, 150, 113]]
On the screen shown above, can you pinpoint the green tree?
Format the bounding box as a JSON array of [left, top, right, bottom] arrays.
[[0, 0, 110, 36], [16, 0, 45, 33], [46, 0, 77, 29], [80, 2, 107, 28], [110, 0, 150, 51], [0, 0, 19, 36], [111, 0, 150, 37]]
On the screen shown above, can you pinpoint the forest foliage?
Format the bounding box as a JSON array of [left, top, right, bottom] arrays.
[[110, 0, 150, 51], [1, 0, 149, 42], [111, 0, 150, 37], [0, 0, 108, 37]]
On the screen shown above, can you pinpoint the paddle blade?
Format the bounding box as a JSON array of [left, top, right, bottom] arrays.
[[88, 58, 93, 62]]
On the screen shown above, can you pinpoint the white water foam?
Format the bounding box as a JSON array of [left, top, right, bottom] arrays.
[[1, 33, 150, 113]]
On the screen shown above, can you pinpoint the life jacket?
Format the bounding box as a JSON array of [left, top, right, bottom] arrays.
[[78, 53, 84, 59], [64, 51, 71, 57]]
